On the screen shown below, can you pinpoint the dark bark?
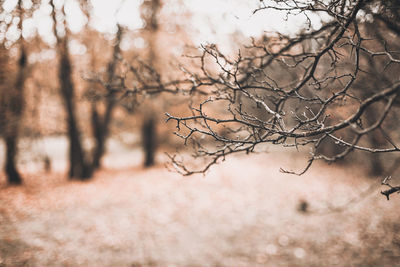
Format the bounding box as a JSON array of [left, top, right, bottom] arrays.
[[368, 133, 385, 176], [1, 6, 27, 185], [91, 100, 115, 169], [5, 136, 22, 184], [51, 0, 92, 179], [90, 26, 122, 169], [91, 103, 102, 169], [139, 0, 161, 168], [4, 49, 26, 185], [142, 116, 157, 167], [3, 87, 24, 185], [59, 43, 92, 179]]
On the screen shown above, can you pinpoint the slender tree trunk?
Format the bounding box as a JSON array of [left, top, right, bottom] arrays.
[[140, 0, 161, 168], [91, 103, 102, 169], [1, 1, 27, 185], [4, 47, 27, 185], [142, 116, 157, 167], [365, 109, 385, 176], [0, 46, 21, 184], [90, 26, 122, 169], [91, 99, 115, 168], [5, 136, 22, 184], [59, 41, 92, 179], [51, 1, 92, 179]]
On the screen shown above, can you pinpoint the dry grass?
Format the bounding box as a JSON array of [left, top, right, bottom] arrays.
[[0, 151, 400, 266]]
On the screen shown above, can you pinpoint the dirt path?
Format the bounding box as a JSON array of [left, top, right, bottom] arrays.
[[0, 152, 399, 266]]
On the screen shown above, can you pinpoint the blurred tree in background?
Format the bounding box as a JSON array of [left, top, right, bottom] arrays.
[[49, 0, 93, 179], [0, 0, 192, 184], [88, 24, 123, 170], [0, 0, 37, 184], [139, 0, 161, 167]]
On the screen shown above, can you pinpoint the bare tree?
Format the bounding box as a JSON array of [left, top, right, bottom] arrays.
[[139, 0, 162, 167], [164, 0, 400, 195], [0, 1, 31, 185], [86, 0, 166, 169], [89, 25, 124, 169], [50, 0, 92, 179]]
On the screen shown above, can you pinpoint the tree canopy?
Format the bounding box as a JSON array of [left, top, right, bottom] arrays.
[[164, 0, 400, 198]]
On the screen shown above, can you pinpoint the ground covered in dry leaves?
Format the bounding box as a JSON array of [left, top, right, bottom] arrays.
[[1, 151, 400, 266]]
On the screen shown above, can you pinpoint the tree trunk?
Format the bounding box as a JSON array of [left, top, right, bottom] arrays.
[[139, 0, 161, 168], [90, 26, 122, 170], [142, 116, 157, 167], [51, 1, 92, 180], [1, 26, 27, 185], [91, 100, 115, 169], [368, 134, 385, 176], [5, 136, 22, 184], [59, 43, 92, 179], [365, 109, 385, 177]]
